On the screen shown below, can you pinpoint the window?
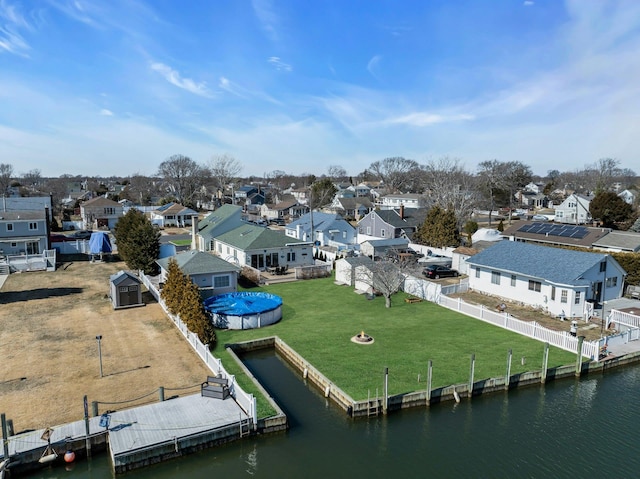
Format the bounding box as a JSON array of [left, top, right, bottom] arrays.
[[217, 243, 222, 253], [606, 277, 618, 288], [214, 276, 230, 288], [381, 228, 386, 237], [551, 286, 556, 301], [6, 223, 13, 232], [528, 280, 541, 292], [287, 252, 296, 262], [104, 207, 115, 215], [475, 267, 480, 278], [511, 275, 516, 287], [343, 231, 346, 239], [29, 222, 38, 230], [491, 271, 501, 285], [561, 290, 568, 303], [575, 291, 581, 304], [600, 261, 607, 272]]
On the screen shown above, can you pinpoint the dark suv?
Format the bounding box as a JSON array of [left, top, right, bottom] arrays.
[[422, 265, 459, 279]]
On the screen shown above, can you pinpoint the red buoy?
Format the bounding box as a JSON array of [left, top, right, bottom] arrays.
[[64, 450, 75, 463]]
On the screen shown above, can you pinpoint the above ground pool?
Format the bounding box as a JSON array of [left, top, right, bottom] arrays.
[[203, 292, 283, 330]]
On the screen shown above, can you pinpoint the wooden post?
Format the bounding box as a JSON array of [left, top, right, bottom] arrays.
[[159, 386, 165, 402], [469, 353, 475, 397], [2, 413, 9, 460], [84, 395, 91, 458], [575, 336, 585, 377], [426, 360, 433, 406], [383, 367, 389, 414], [541, 343, 549, 384], [505, 349, 512, 390], [92, 401, 99, 417]]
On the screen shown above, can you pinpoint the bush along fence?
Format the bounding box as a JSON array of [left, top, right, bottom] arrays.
[[402, 274, 599, 360], [140, 273, 257, 426]]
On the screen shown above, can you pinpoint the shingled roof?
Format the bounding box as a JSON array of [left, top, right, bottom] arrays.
[[156, 250, 239, 275], [216, 224, 309, 250], [466, 240, 615, 286]]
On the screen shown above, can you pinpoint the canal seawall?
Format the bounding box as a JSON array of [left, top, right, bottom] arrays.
[[228, 336, 640, 418]]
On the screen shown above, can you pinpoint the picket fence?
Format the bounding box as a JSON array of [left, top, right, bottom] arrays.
[[140, 273, 257, 424], [403, 274, 599, 359]]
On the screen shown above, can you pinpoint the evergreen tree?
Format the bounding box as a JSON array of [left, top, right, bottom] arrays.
[[415, 205, 460, 248], [497, 219, 505, 232], [589, 191, 634, 228], [114, 209, 160, 273], [161, 258, 183, 315]]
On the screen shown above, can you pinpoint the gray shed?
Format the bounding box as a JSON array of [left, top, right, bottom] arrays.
[[110, 270, 144, 310]]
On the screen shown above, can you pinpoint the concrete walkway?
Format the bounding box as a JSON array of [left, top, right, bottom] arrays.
[[0, 273, 7, 290]]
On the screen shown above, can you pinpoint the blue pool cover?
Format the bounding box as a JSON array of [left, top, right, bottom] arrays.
[[203, 292, 282, 316]]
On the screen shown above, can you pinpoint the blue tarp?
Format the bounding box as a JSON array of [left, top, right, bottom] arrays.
[[89, 232, 112, 254]]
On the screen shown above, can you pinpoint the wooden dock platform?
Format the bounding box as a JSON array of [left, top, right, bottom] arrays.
[[1, 393, 251, 475]]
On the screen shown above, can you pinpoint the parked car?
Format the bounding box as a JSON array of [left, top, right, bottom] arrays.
[[531, 215, 549, 222], [422, 264, 459, 279]]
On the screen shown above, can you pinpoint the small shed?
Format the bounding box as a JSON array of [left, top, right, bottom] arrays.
[[110, 270, 144, 310]]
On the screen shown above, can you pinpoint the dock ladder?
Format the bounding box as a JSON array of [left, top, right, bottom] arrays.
[[367, 389, 382, 417], [239, 416, 252, 438]]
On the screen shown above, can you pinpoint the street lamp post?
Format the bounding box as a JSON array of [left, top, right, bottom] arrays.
[[96, 335, 103, 378]]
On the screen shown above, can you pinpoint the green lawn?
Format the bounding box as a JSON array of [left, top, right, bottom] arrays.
[[170, 239, 192, 246], [212, 277, 578, 416]]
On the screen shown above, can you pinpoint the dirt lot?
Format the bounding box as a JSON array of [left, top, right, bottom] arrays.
[[449, 289, 606, 341], [0, 257, 211, 432]]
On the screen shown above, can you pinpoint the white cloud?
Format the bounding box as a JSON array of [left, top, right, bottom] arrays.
[[388, 112, 475, 126], [150, 62, 214, 98], [523, 1, 534, 6], [252, 0, 279, 42], [100, 108, 114, 116], [267, 56, 292, 72], [0, 1, 31, 55], [367, 55, 382, 79]]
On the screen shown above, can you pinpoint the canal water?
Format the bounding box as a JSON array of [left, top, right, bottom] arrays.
[[26, 350, 640, 478]]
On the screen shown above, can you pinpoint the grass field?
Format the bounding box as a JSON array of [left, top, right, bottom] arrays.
[[212, 277, 578, 405]]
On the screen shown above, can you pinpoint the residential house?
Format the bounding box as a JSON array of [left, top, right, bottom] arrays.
[[501, 220, 610, 249], [328, 196, 373, 220], [378, 193, 427, 210], [618, 188, 638, 206], [193, 204, 246, 252], [260, 198, 301, 222], [80, 196, 124, 230], [289, 187, 311, 205], [1, 196, 53, 222], [150, 202, 198, 228], [156, 250, 240, 299], [592, 231, 640, 253], [357, 206, 426, 242], [451, 240, 501, 276], [214, 224, 314, 271], [234, 185, 258, 203], [285, 212, 357, 249], [0, 210, 49, 256], [554, 193, 593, 224], [466, 240, 626, 319], [516, 190, 548, 209]]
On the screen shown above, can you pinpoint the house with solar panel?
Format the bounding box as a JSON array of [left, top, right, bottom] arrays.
[[193, 205, 246, 252], [501, 221, 610, 249], [465, 241, 626, 319]]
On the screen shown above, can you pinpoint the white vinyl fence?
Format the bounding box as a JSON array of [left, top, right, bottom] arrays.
[[140, 273, 257, 424], [403, 274, 599, 359]]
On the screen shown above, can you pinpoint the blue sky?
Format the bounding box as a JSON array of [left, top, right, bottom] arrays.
[[1, 0, 639, 178]]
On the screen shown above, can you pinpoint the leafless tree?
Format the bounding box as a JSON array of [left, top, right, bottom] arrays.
[[421, 157, 477, 228], [20, 168, 42, 190], [208, 154, 242, 192], [355, 260, 404, 308], [0, 163, 14, 196], [327, 165, 347, 181], [368, 157, 420, 193], [157, 154, 205, 207]]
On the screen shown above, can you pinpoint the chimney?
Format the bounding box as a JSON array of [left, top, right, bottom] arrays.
[[399, 204, 404, 220]]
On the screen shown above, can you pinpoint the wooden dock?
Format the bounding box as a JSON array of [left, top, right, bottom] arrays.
[[1, 393, 251, 475]]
